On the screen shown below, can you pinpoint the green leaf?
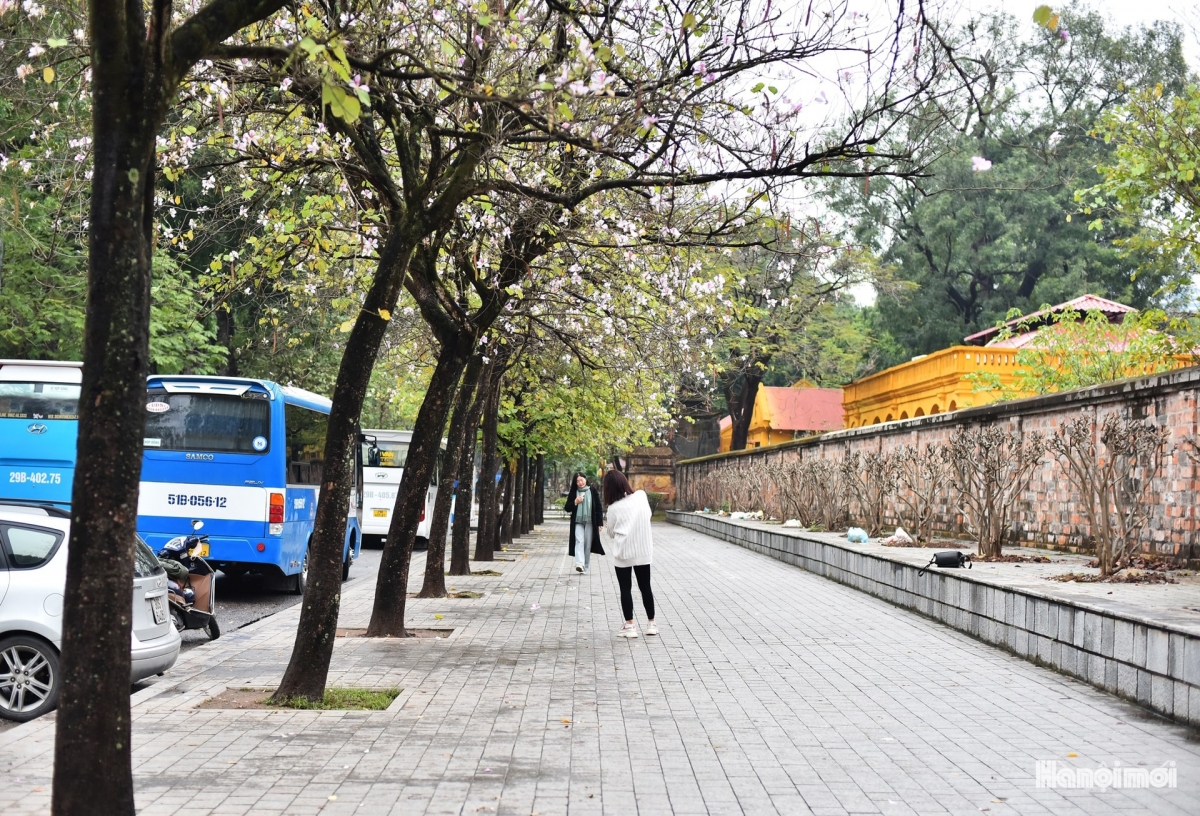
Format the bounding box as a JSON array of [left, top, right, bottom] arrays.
[[751, 82, 764, 93], [339, 319, 355, 333], [47, 38, 68, 48], [682, 13, 697, 32], [1033, 5, 1053, 27]]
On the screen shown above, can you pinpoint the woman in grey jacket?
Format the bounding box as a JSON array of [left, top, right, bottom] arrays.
[[601, 469, 656, 638]]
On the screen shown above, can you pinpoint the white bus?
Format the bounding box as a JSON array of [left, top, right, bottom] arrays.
[[359, 429, 442, 550]]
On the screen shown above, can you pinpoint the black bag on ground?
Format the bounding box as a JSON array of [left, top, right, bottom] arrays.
[[918, 550, 972, 576]]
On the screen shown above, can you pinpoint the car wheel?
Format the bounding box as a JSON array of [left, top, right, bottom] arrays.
[[204, 617, 221, 641], [291, 549, 308, 596], [414, 536, 429, 552], [0, 635, 60, 722]]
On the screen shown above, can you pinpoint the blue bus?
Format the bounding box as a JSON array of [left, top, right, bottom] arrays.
[[0, 360, 82, 509], [136, 375, 361, 593]]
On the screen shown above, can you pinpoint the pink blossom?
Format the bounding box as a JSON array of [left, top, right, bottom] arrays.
[[971, 156, 993, 172]]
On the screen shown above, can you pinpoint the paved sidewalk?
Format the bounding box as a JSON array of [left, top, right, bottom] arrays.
[[2, 522, 1198, 815], [684, 514, 1200, 634]]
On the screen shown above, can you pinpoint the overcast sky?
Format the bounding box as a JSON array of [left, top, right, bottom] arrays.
[[954, 0, 1193, 30], [932, 0, 1198, 59]]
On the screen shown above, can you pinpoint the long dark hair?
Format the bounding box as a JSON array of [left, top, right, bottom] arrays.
[[602, 469, 634, 506], [569, 471, 588, 494]]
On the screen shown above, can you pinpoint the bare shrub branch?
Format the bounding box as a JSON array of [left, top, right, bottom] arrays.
[[1049, 414, 1167, 576], [894, 443, 951, 543], [948, 427, 1047, 557]]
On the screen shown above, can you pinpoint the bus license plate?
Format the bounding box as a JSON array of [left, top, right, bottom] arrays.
[[151, 596, 167, 625], [373, 509, 388, 517]]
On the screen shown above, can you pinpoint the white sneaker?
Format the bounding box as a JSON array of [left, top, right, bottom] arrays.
[[575, 565, 583, 573], [645, 623, 658, 636], [619, 623, 639, 638]]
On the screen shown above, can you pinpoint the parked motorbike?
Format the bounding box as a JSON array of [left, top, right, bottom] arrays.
[[157, 519, 219, 641]]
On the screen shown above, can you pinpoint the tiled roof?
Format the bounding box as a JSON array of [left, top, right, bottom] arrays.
[[963, 294, 1134, 346]]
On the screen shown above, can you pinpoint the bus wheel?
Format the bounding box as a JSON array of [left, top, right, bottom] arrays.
[[291, 550, 308, 596], [342, 552, 352, 582]]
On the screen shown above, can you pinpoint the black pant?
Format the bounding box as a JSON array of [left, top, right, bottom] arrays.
[[615, 564, 654, 621]]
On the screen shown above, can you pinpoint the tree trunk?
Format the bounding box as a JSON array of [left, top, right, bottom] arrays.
[[367, 337, 473, 636], [725, 372, 764, 452], [498, 463, 515, 549], [419, 353, 483, 596], [535, 455, 545, 525], [273, 229, 418, 701], [449, 357, 490, 575], [216, 306, 237, 376], [513, 452, 527, 537], [57, 2, 289, 811], [524, 452, 534, 532], [473, 367, 504, 561], [56, 40, 157, 816], [528, 453, 537, 528]]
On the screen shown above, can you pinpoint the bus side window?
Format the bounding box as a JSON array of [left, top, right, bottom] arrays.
[[285, 403, 328, 486]]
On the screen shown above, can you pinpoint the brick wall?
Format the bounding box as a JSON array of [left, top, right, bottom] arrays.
[[625, 446, 676, 503], [675, 367, 1200, 564]]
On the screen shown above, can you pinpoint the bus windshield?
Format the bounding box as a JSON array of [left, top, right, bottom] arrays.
[[363, 440, 409, 469], [0, 382, 80, 420], [143, 391, 270, 454]]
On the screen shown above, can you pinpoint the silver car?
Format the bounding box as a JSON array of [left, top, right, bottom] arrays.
[[0, 503, 181, 721]]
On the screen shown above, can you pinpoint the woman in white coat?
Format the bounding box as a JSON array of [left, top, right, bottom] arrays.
[[601, 469, 657, 638]]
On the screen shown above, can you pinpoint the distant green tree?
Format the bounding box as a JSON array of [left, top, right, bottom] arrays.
[[703, 227, 881, 450], [0, 190, 86, 360], [1079, 81, 1200, 278], [837, 5, 1190, 369]]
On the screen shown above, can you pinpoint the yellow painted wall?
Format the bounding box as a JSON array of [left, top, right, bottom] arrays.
[[841, 347, 1196, 428], [841, 346, 1030, 428]]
